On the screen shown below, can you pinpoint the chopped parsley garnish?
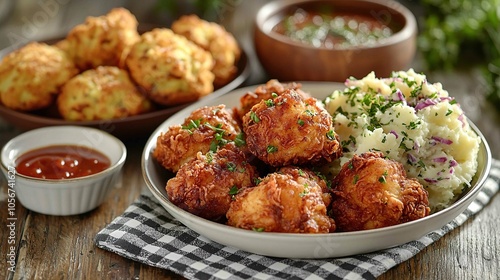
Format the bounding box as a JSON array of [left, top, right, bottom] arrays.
[[226, 162, 237, 172], [353, 174, 359, 184], [252, 227, 265, 232], [267, 145, 278, 153], [206, 151, 214, 164], [181, 119, 201, 132], [298, 169, 305, 176], [250, 111, 260, 123], [234, 132, 246, 147], [378, 171, 388, 183], [253, 177, 262, 185], [299, 183, 309, 197], [326, 130, 336, 140], [297, 119, 305, 126], [265, 99, 275, 107], [304, 109, 316, 116], [229, 186, 239, 197]]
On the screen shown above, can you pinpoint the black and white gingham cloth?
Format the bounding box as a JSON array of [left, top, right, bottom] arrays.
[[95, 159, 500, 280]]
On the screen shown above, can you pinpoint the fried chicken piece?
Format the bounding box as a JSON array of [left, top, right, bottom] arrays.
[[154, 104, 244, 173], [242, 89, 342, 167], [235, 79, 308, 121], [330, 152, 430, 232], [126, 28, 215, 106], [0, 42, 78, 111], [57, 66, 152, 121], [226, 166, 335, 233], [63, 8, 140, 70], [166, 148, 259, 221], [171, 14, 241, 87]]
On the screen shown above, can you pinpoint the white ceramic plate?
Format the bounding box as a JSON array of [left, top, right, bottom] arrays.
[[142, 82, 492, 259]]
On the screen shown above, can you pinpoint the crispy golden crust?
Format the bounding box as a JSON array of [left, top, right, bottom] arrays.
[[126, 28, 215, 106], [153, 104, 244, 172], [64, 8, 140, 70], [226, 166, 335, 233], [235, 79, 308, 121], [0, 42, 78, 111], [57, 66, 152, 121], [171, 15, 241, 87], [242, 89, 342, 167], [166, 148, 259, 221], [330, 152, 430, 232]]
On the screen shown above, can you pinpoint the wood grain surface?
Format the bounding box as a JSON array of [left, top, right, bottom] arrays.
[[0, 0, 499, 276]]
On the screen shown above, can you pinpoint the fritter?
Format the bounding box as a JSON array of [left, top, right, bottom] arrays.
[[226, 166, 335, 233], [330, 152, 430, 232], [63, 7, 140, 70], [57, 66, 152, 121], [166, 148, 259, 221], [242, 89, 342, 167], [235, 79, 308, 121], [153, 104, 245, 173], [126, 28, 215, 106], [171, 14, 241, 87], [0, 42, 78, 111]]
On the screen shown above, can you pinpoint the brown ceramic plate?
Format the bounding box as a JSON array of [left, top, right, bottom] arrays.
[[0, 32, 250, 139]]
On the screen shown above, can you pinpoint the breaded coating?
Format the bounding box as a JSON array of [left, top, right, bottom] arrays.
[[153, 104, 245, 173], [330, 152, 430, 232], [235, 79, 308, 121], [126, 28, 215, 106], [171, 14, 241, 87], [166, 148, 259, 221], [57, 66, 152, 121], [242, 89, 342, 167], [226, 166, 335, 233], [63, 8, 140, 70], [0, 42, 78, 111]]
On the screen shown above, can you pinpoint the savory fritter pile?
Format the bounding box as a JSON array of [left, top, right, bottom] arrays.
[[242, 89, 342, 167], [227, 166, 335, 233], [166, 148, 259, 221], [172, 15, 241, 87], [154, 80, 433, 234], [62, 8, 140, 70], [0, 42, 78, 111], [57, 66, 152, 121], [126, 28, 215, 106], [0, 8, 243, 121], [330, 152, 430, 232], [235, 79, 307, 121], [153, 104, 244, 173]]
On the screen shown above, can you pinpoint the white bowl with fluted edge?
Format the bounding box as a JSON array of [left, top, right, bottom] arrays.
[[1, 126, 127, 215]]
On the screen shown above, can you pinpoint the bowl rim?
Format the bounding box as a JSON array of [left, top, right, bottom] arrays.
[[255, 0, 417, 51], [1, 125, 127, 183]]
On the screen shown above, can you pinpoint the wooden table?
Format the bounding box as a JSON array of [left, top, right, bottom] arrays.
[[1, 66, 499, 279]]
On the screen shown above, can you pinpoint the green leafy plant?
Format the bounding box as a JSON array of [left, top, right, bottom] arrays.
[[418, 0, 500, 107]]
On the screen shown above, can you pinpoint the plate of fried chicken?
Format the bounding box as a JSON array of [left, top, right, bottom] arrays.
[[142, 79, 491, 258]]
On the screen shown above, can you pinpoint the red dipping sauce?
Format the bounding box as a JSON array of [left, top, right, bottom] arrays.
[[16, 145, 111, 179]]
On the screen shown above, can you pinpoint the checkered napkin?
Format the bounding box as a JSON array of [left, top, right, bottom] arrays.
[[95, 159, 500, 280]]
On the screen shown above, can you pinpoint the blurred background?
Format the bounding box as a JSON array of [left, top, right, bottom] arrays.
[[0, 0, 499, 108]]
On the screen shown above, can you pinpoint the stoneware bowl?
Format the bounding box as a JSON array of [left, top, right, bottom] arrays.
[[254, 0, 417, 82], [1, 126, 127, 215]]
